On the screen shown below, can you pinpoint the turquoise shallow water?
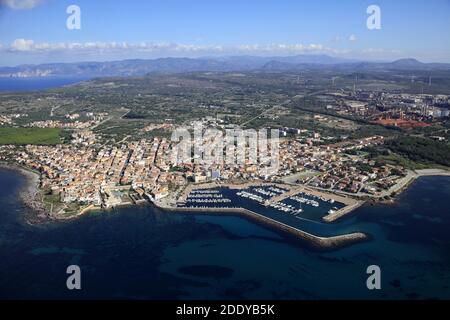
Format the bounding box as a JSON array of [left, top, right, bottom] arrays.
[[0, 168, 449, 299]]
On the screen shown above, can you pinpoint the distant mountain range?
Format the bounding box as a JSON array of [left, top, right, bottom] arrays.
[[1, 56, 449, 78], [260, 58, 450, 72]]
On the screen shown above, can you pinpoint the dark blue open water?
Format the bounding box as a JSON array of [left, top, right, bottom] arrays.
[[0, 168, 449, 299]]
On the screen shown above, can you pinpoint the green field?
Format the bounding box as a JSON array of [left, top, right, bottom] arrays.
[[0, 127, 62, 145]]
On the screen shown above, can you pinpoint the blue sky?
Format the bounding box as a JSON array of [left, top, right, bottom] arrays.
[[0, 0, 449, 66]]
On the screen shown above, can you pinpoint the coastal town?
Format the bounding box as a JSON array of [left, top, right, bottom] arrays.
[[0, 70, 449, 249], [0, 122, 410, 219], [3, 0, 450, 302]]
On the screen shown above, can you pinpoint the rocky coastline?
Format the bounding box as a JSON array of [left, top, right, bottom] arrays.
[[0, 162, 48, 221]]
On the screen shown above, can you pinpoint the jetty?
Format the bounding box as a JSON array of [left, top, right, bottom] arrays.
[[177, 181, 292, 203], [322, 201, 364, 222], [156, 204, 369, 251], [260, 184, 363, 223], [178, 181, 365, 223]]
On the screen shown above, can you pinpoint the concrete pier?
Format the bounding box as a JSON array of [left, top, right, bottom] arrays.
[[178, 181, 364, 224], [157, 205, 369, 251], [265, 185, 357, 206], [322, 201, 364, 223]]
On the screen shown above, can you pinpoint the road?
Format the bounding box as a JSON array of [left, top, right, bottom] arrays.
[[240, 89, 328, 127]]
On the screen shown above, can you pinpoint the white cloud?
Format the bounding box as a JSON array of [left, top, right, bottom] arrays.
[[4, 39, 413, 63], [10, 38, 34, 51], [362, 48, 402, 55], [349, 34, 357, 42], [5, 39, 346, 56], [0, 0, 43, 10]]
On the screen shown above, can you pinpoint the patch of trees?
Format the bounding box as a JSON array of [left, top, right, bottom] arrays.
[[124, 111, 146, 119], [385, 136, 450, 167]]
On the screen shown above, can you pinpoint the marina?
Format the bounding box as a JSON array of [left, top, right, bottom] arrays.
[[268, 202, 304, 215], [186, 189, 232, 205], [1, 143, 450, 300], [178, 183, 355, 234]]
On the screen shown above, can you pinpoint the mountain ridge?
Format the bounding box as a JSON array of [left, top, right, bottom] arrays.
[[1, 55, 449, 78]]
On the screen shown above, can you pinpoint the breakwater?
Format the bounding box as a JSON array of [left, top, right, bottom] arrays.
[[177, 181, 293, 202], [157, 205, 369, 251], [322, 201, 364, 223], [180, 181, 364, 224]]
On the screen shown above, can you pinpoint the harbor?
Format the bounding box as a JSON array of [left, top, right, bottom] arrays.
[[176, 182, 362, 223], [1, 159, 450, 299], [159, 205, 369, 251], [168, 182, 369, 248]]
